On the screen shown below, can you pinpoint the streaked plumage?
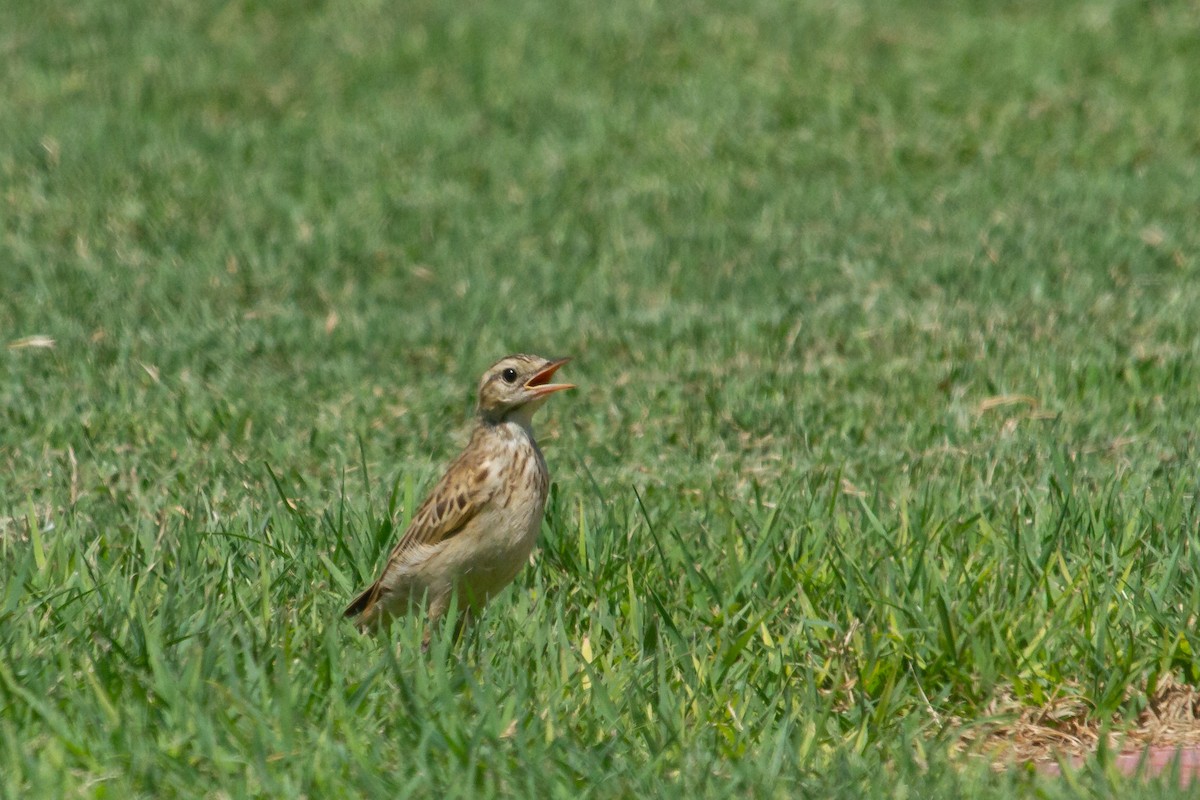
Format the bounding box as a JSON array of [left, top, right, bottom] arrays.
[[344, 354, 573, 633]]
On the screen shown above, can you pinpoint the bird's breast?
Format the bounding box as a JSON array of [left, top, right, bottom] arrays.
[[455, 432, 549, 583]]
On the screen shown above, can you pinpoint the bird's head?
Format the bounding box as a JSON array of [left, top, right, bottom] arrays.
[[477, 354, 574, 425]]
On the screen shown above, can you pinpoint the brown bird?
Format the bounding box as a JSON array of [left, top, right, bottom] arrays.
[[344, 354, 574, 634]]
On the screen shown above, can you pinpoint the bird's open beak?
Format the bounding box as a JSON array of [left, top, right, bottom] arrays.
[[525, 357, 575, 396]]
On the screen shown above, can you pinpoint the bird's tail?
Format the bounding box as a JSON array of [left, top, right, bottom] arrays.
[[343, 584, 376, 620]]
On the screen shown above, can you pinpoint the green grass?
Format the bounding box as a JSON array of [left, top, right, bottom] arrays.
[[3, 0, 1200, 796]]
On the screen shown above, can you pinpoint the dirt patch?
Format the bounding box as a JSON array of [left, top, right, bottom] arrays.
[[954, 677, 1200, 785]]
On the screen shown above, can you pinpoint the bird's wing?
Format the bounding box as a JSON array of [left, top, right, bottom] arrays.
[[343, 452, 498, 621], [388, 452, 498, 559]]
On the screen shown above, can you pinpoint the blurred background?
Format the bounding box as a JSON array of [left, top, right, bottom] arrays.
[[5, 0, 1196, 505]]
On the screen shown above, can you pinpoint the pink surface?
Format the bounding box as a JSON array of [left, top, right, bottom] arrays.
[[1036, 745, 1200, 786]]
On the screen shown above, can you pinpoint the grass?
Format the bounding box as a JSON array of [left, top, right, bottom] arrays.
[[2, 0, 1200, 795]]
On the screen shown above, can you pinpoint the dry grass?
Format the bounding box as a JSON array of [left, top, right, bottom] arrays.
[[956, 676, 1200, 773]]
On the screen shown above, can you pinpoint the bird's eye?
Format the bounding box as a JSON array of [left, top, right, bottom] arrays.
[[501, 367, 518, 383]]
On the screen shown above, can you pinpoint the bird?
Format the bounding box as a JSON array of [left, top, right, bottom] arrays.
[[344, 354, 574, 636]]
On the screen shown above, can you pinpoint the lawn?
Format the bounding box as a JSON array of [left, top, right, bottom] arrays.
[[2, 0, 1199, 796]]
